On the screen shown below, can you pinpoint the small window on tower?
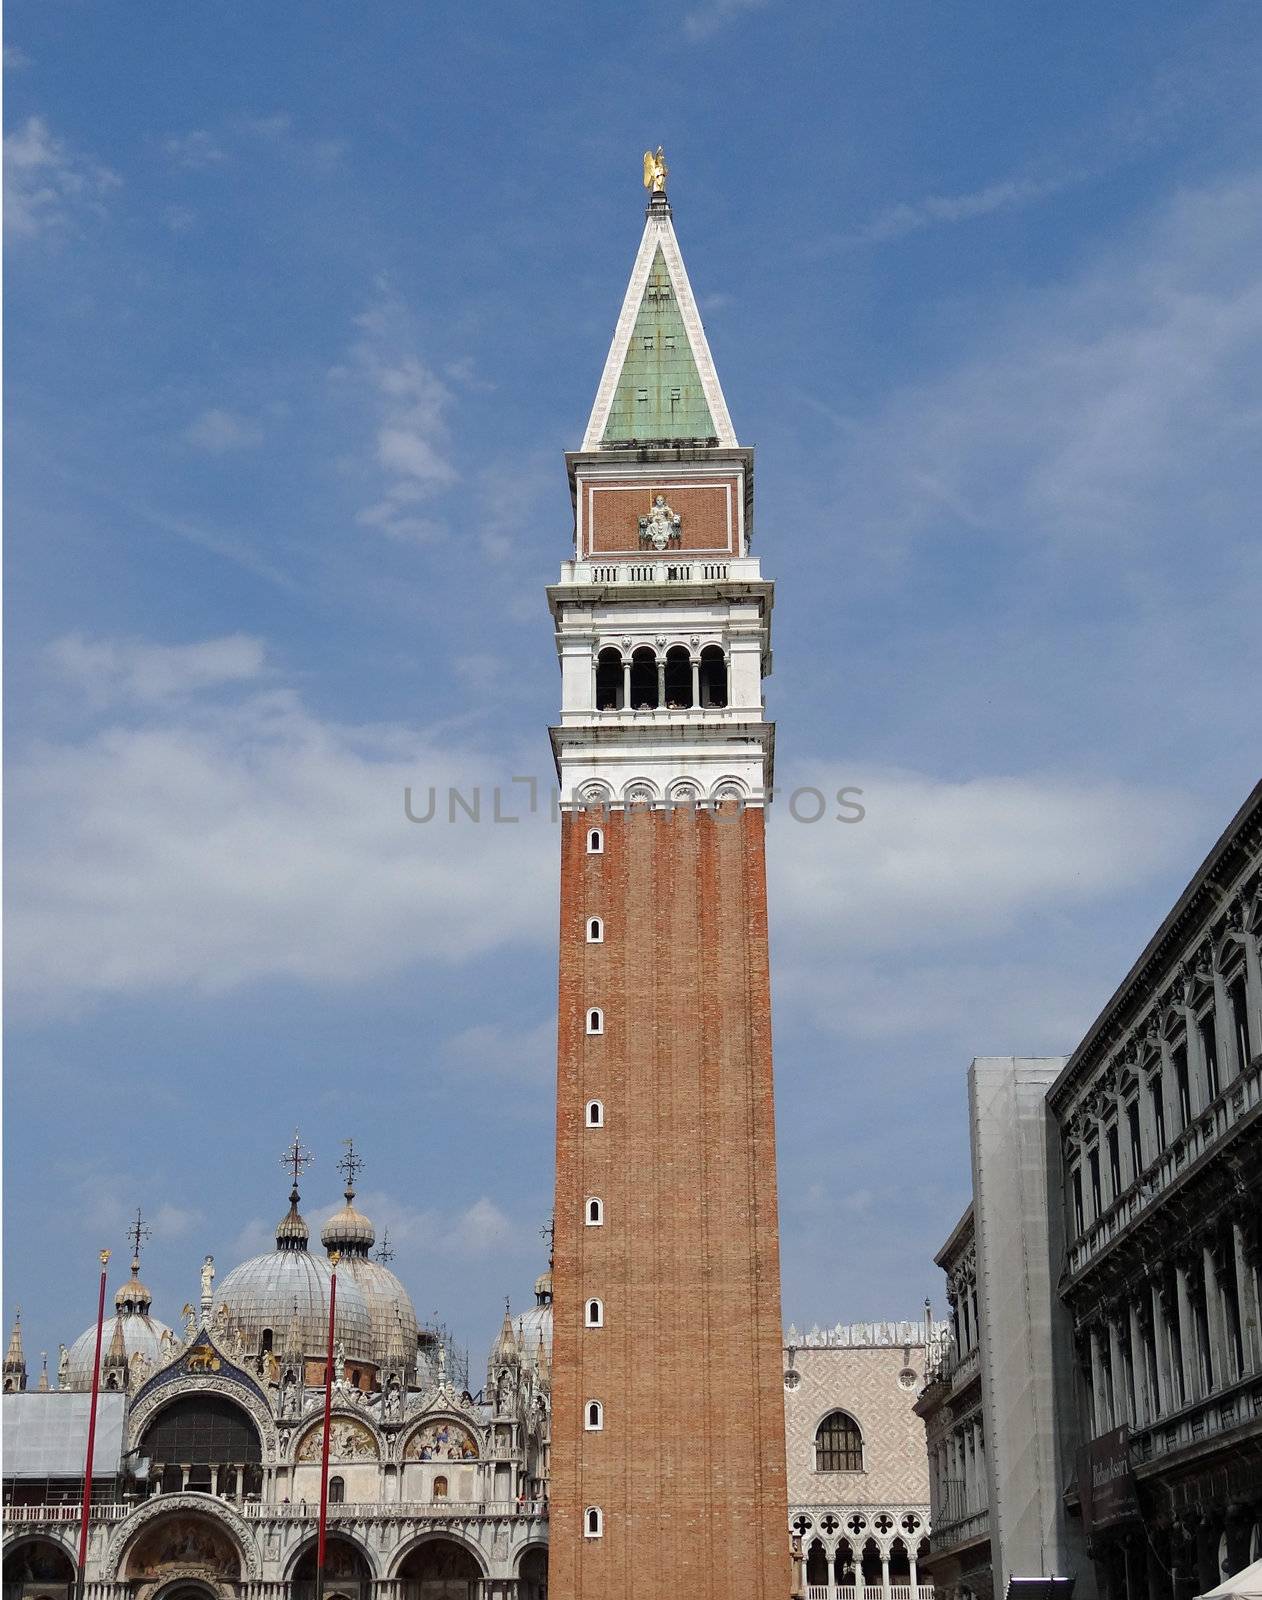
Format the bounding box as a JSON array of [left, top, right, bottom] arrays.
[[586, 1008, 604, 1036], [585, 1400, 604, 1431], [587, 917, 604, 943], [587, 827, 604, 854], [586, 1100, 604, 1128], [585, 1506, 603, 1538], [669, 386, 681, 404], [664, 334, 676, 352], [585, 1298, 604, 1328], [586, 1197, 604, 1226], [642, 335, 654, 351], [636, 388, 648, 404]]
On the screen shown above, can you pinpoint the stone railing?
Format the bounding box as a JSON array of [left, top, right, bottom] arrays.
[[3, 1502, 130, 1523], [239, 1499, 542, 1520], [805, 1588, 934, 1599], [575, 559, 738, 585], [1129, 1370, 1262, 1469], [1064, 1057, 1261, 1284]]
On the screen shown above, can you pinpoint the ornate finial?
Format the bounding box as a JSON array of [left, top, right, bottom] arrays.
[[99, 1249, 112, 1267], [337, 1137, 364, 1199], [375, 1228, 395, 1265], [127, 1208, 152, 1266], [642, 146, 668, 194], [329, 1249, 341, 1269], [281, 1130, 314, 1193]]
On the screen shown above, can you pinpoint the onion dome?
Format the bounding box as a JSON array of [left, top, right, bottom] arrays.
[[320, 1156, 419, 1365], [212, 1181, 374, 1367], [115, 1257, 154, 1315], [65, 1267, 172, 1391], [517, 1271, 553, 1373]]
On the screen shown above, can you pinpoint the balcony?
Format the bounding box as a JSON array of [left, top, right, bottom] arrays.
[[559, 557, 763, 587], [805, 1588, 934, 1599], [929, 1481, 990, 1555], [1064, 1057, 1261, 1286], [1128, 1370, 1262, 1470]]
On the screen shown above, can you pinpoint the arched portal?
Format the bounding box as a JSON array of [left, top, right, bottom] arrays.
[[122, 1510, 243, 1585], [518, 1544, 547, 1600], [3, 1534, 76, 1590], [153, 1584, 220, 1600], [396, 1535, 484, 1598], [291, 1535, 373, 1585], [805, 1538, 829, 1587]]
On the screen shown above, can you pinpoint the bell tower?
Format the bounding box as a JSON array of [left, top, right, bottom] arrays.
[[547, 164, 789, 1599]]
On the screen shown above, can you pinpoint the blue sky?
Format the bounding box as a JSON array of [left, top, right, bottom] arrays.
[[5, 1, 1261, 1377]]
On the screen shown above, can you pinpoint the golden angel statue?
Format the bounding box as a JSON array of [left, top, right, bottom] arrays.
[[643, 147, 668, 194]]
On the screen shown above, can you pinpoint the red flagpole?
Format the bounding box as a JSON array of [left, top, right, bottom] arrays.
[[76, 1249, 111, 1600], [316, 1250, 339, 1600]]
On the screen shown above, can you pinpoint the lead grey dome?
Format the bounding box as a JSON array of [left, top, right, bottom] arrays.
[[211, 1188, 374, 1366]]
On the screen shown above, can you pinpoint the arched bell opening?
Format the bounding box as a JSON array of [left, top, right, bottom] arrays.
[[663, 645, 693, 708], [595, 647, 624, 711], [629, 646, 658, 710], [698, 644, 727, 708]]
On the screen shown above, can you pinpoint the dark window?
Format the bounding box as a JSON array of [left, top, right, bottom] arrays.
[[1151, 1074, 1167, 1149], [261, 1328, 273, 1355], [1071, 1168, 1084, 1236], [1107, 1125, 1121, 1200], [433, 1475, 448, 1500], [663, 646, 692, 708], [630, 647, 658, 710], [1174, 1044, 1192, 1130], [1126, 1100, 1142, 1179], [140, 1396, 262, 1466], [815, 1411, 863, 1472], [328, 1476, 345, 1504], [1199, 1015, 1220, 1101], [596, 648, 623, 711], [1168, 1289, 1186, 1407], [1088, 1148, 1102, 1219], [1229, 974, 1253, 1070], [698, 645, 727, 708]]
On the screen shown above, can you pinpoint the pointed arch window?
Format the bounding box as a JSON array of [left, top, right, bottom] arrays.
[[585, 1299, 604, 1328], [815, 1411, 863, 1472], [585, 1400, 603, 1431], [586, 1008, 604, 1036]]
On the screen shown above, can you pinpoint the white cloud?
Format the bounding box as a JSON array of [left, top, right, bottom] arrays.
[[684, 0, 768, 40], [7, 651, 554, 1014], [5, 44, 32, 70], [306, 1190, 518, 1260], [48, 633, 267, 705], [767, 766, 1202, 1048], [441, 1018, 556, 1083], [337, 292, 459, 542], [183, 407, 265, 453], [4, 115, 120, 239], [833, 169, 1262, 558], [770, 768, 1200, 952], [163, 130, 226, 169], [858, 172, 1075, 243]]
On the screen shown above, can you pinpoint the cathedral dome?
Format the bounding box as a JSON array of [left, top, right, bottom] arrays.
[[66, 1261, 171, 1389], [517, 1271, 552, 1371], [211, 1187, 374, 1366], [319, 1167, 419, 1365]]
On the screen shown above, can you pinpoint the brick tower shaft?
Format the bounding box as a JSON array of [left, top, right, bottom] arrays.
[[546, 173, 789, 1598]]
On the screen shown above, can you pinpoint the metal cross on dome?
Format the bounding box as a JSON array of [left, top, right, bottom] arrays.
[[338, 1137, 364, 1192], [375, 1228, 395, 1265], [127, 1207, 152, 1263], [280, 1130, 314, 1189]]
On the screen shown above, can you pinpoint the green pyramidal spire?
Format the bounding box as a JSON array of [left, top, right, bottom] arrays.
[[583, 191, 737, 452], [601, 247, 717, 445]]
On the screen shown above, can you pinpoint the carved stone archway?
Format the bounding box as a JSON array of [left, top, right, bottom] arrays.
[[103, 1494, 261, 1583]]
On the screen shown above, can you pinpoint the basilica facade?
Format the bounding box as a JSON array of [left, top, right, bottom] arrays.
[[2, 1159, 551, 1600]]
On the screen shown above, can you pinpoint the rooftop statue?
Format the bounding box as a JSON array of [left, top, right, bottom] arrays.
[[642, 146, 668, 194]]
